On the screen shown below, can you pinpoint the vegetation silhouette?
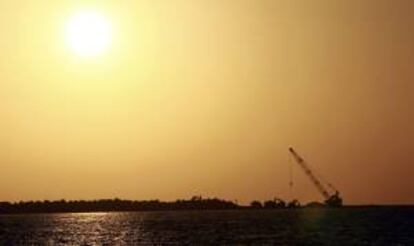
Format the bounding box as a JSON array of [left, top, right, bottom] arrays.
[[0, 196, 305, 214]]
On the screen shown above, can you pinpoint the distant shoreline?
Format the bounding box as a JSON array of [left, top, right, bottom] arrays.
[[1, 197, 413, 214]]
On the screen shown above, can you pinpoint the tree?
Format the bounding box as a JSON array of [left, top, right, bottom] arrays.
[[250, 200, 262, 208]]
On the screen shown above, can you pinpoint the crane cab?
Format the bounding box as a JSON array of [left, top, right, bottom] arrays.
[[324, 191, 343, 207]]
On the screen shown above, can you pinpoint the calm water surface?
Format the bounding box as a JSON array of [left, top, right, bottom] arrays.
[[0, 208, 413, 245]]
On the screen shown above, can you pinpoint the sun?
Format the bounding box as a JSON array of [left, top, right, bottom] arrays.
[[65, 11, 112, 57]]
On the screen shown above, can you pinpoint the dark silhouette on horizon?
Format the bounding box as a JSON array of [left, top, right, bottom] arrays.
[[0, 196, 236, 214], [1, 196, 412, 214], [0, 196, 311, 214]]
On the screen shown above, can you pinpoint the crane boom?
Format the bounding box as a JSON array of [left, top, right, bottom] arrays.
[[288, 147, 330, 200]]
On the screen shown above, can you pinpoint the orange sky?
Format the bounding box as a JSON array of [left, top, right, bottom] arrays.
[[0, 0, 413, 205]]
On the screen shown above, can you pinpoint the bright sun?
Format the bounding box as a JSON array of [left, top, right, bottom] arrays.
[[66, 11, 112, 57]]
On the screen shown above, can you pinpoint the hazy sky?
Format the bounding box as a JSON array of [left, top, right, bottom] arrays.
[[0, 0, 413, 205]]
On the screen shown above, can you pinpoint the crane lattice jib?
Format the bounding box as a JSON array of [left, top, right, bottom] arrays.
[[289, 148, 330, 200]]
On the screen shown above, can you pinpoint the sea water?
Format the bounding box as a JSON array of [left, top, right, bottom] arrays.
[[0, 207, 413, 245]]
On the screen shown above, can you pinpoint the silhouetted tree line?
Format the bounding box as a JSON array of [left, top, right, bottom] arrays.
[[0, 196, 238, 214], [0, 196, 303, 214], [250, 198, 301, 209]]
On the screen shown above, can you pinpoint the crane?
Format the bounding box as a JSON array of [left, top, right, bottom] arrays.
[[288, 147, 343, 207]]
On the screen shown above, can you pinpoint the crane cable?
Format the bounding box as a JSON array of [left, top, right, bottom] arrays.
[[288, 155, 294, 200]]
